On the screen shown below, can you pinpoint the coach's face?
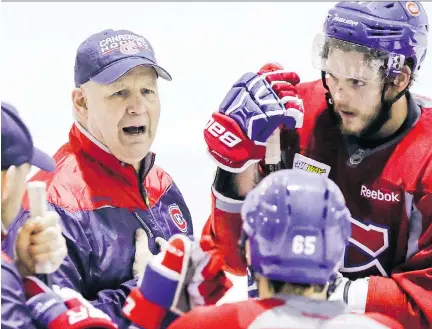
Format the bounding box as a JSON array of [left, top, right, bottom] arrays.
[[74, 66, 161, 170]]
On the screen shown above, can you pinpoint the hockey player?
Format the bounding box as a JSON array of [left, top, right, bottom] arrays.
[[203, 2, 431, 328], [122, 170, 403, 329], [2, 29, 194, 328], [1, 102, 117, 329]]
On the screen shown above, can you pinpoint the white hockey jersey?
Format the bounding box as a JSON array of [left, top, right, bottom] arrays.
[[168, 295, 403, 329]]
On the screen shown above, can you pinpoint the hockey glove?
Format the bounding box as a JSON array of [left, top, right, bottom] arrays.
[[204, 63, 304, 173], [24, 276, 118, 329], [122, 234, 232, 329]]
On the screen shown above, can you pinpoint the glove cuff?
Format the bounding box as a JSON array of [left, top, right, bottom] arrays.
[[123, 288, 167, 329], [213, 168, 245, 201], [26, 292, 67, 325], [212, 186, 243, 214], [48, 305, 118, 329], [140, 262, 181, 310]]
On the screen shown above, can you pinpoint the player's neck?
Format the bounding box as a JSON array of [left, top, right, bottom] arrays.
[[279, 285, 328, 301], [258, 278, 328, 301], [374, 94, 408, 139]]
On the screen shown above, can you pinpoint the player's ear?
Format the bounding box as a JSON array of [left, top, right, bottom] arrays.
[[1, 164, 31, 230], [72, 86, 88, 122], [1, 166, 18, 227], [1, 170, 9, 202], [392, 65, 411, 92]]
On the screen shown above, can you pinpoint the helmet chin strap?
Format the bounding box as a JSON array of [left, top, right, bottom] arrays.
[[321, 71, 408, 139], [359, 83, 407, 138]]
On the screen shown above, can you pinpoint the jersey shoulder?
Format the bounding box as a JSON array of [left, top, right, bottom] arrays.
[[292, 79, 329, 152], [384, 94, 432, 192], [169, 299, 284, 329], [324, 312, 402, 329], [412, 92, 432, 108], [296, 79, 328, 124]]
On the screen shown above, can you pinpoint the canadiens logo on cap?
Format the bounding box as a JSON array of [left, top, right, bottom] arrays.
[[120, 41, 140, 55], [406, 2, 420, 17], [99, 33, 149, 56], [169, 204, 187, 233]]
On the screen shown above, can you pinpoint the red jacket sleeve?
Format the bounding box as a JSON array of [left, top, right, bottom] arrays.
[[366, 192, 432, 329], [201, 187, 246, 276]]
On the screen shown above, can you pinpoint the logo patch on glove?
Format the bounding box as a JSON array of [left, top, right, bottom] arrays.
[[205, 117, 242, 148], [169, 204, 188, 233]]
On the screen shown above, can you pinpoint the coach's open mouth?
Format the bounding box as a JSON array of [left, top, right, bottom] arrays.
[[122, 126, 146, 135]]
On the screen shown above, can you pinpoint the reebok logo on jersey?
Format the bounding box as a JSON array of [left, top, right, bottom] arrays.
[[293, 153, 331, 177], [333, 16, 359, 26], [360, 185, 400, 203]]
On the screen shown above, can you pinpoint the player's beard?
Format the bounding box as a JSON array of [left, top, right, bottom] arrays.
[[332, 102, 388, 139]]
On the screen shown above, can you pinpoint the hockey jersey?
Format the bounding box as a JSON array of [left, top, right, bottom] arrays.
[[203, 80, 432, 328], [169, 295, 403, 329]]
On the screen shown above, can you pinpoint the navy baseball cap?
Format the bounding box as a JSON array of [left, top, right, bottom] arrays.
[[1, 102, 55, 172], [74, 29, 172, 87]]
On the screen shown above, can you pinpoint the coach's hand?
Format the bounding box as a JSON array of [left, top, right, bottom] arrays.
[[133, 228, 167, 278]]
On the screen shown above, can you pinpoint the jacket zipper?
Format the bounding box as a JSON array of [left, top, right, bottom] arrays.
[[140, 186, 167, 240], [132, 211, 153, 238]]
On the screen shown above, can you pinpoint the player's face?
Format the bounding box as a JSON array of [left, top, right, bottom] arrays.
[[1, 163, 31, 230], [325, 50, 384, 137], [83, 66, 161, 168]]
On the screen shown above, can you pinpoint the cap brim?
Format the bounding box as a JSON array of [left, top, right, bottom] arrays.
[[30, 148, 56, 172], [91, 57, 172, 84]]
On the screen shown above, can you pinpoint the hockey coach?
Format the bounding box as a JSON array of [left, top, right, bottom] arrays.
[[2, 28, 194, 329]]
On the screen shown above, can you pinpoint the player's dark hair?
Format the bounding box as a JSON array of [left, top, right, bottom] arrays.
[[321, 37, 415, 86], [269, 280, 326, 295]]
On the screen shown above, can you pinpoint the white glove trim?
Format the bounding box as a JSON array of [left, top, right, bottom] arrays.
[[212, 186, 244, 214], [206, 150, 261, 174]]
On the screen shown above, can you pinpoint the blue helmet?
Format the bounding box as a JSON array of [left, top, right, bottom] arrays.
[[330, 2, 428, 72], [241, 170, 351, 285], [314, 1, 429, 82]]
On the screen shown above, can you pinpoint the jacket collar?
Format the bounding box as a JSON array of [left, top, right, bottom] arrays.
[[69, 122, 155, 186]]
